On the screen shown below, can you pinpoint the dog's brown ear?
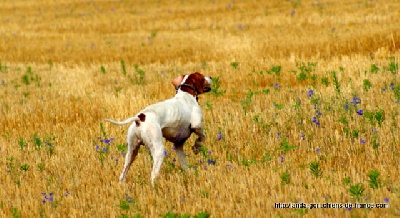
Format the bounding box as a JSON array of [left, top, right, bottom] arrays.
[[171, 75, 184, 89]]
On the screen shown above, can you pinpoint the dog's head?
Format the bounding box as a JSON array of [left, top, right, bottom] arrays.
[[172, 72, 212, 96]]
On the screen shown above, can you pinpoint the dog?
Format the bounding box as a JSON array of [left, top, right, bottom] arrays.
[[105, 72, 212, 186]]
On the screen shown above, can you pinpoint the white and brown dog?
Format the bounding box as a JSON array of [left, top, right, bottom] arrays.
[[106, 72, 212, 186]]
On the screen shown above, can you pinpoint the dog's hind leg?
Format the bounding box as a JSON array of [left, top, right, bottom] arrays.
[[119, 124, 141, 182], [150, 143, 165, 187], [142, 123, 165, 187]]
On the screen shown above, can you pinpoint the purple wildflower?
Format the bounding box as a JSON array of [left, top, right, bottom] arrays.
[[312, 116, 320, 126], [300, 132, 305, 140], [42, 192, 54, 203], [100, 138, 114, 144], [95, 145, 100, 151], [217, 132, 222, 140], [280, 154, 285, 163], [308, 90, 314, 97], [357, 109, 363, 115], [274, 83, 281, 88], [102, 147, 107, 153], [360, 139, 366, 144], [65, 190, 70, 197], [351, 97, 361, 105], [316, 147, 321, 152], [384, 197, 389, 203], [390, 83, 395, 90], [207, 159, 216, 165], [163, 150, 168, 156], [312, 116, 317, 123]]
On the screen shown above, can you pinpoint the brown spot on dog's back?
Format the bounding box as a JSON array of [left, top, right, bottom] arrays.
[[138, 113, 146, 122], [135, 113, 146, 126]]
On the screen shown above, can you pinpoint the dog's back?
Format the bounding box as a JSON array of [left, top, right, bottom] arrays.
[[138, 92, 198, 129]]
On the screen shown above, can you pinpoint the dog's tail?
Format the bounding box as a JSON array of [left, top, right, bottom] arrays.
[[105, 113, 146, 126], [105, 117, 139, 126]]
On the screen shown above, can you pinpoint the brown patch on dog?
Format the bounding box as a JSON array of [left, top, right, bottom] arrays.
[[173, 72, 211, 98], [138, 113, 146, 122], [135, 113, 146, 126], [186, 72, 205, 93], [177, 72, 208, 97]]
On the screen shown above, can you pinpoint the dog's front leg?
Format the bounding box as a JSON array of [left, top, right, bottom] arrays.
[[191, 127, 205, 155], [190, 109, 206, 155], [174, 143, 189, 170]]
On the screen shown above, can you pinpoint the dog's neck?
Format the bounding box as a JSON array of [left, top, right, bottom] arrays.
[[176, 75, 199, 101]]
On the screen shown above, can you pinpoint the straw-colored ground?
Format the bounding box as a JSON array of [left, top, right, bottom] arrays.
[[1, 0, 400, 217]]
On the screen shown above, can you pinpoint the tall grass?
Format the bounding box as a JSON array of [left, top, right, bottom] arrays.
[[0, 0, 399, 217]]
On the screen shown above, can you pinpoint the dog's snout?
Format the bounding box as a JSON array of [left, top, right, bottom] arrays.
[[205, 76, 213, 85], [203, 76, 213, 93]]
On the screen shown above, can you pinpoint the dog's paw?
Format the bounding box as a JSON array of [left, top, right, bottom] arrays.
[[191, 145, 202, 155]]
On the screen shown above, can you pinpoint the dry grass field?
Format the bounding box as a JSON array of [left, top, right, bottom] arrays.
[[1, 0, 400, 217]]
